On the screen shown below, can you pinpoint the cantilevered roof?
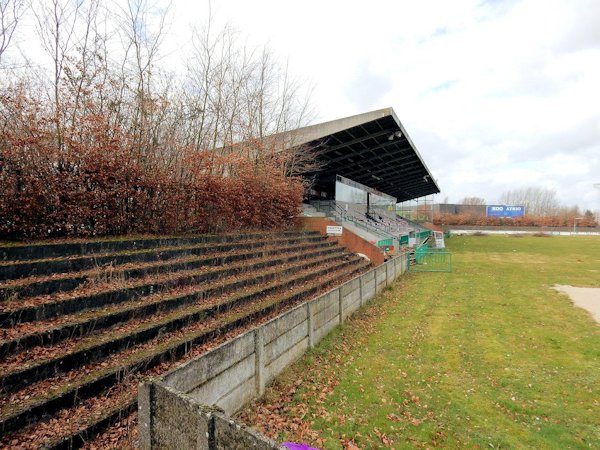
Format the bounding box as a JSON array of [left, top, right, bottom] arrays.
[[287, 107, 440, 203]]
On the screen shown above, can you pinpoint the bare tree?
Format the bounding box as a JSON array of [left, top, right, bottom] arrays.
[[184, 17, 314, 159], [3, 0, 316, 182], [116, 0, 170, 162], [461, 196, 485, 205], [0, 0, 27, 64], [499, 186, 560, 216], [34, 0, 82, 150], [60, 0, 104, 129]]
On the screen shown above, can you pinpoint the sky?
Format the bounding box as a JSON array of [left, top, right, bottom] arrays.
[[163, 0, 600, 210], [7, 0, 600, 210]]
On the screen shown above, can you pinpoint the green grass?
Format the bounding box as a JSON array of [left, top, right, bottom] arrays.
[[241, 235, 600, 449]]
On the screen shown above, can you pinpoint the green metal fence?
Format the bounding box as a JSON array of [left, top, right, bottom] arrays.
[[410, 249, 452, 272], [414, 243, 429, 263]]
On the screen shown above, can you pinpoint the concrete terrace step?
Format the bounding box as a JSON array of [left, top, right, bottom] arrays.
[[0, 231, 320, 262], [0, 259, 371, 439], [0, 232, 323, 282], [0, 245, 344, 357], [0, 240, 339, 327], [0, 233, 326, 299], [0, 253, 357, 392]]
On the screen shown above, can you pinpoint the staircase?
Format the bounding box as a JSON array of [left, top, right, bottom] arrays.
[[0, 231, 371, 449]]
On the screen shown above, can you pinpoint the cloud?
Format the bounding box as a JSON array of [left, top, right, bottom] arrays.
[[344, 63, 393, 112]]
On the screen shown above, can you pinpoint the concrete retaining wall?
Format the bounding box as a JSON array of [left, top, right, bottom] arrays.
[[139, 254, 409, 449], [300, 216, 386, 265]]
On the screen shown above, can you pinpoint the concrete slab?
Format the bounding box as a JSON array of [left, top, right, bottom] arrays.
[[554, 285, 600, 324]]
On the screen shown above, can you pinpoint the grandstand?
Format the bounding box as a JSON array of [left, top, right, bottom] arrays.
[[292, 107, 440, 252]]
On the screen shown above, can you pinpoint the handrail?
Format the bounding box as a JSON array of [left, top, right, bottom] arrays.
[[311, 200, 411, 241], [396, 213, 428, 232], [325, 202, 391, 239]]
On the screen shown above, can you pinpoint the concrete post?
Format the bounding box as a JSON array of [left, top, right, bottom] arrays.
[[138, 382, 154, 450], [307, 302, 314, 348], [338, 289, 343, 324], [359, 276, 364, 306], [385, 261, 390, 286], [254, 328, 265, 396]]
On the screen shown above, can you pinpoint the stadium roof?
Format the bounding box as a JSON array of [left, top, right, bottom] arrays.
[[286, 107, 440, 203]]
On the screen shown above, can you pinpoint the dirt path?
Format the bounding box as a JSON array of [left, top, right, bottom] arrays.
[[554, 285, 600, 324]]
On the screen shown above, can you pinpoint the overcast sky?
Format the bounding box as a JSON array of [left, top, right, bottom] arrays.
[[164, 0, 600, 210]]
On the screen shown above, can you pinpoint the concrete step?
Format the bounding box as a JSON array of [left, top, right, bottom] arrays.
[[0, 245, 344, 357], [0, 234, 325, 299], [0, 231, 320, 262], [0, 240, 337, 327], [0, 232, 322, 282], [0, 252, 357, 393]]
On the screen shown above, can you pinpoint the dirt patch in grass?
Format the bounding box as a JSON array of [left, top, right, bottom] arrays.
[[554, 285, 600, 324]]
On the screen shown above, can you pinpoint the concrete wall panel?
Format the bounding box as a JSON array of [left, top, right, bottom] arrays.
[[213, 413, 279, 449], [187, 353, 254, 405], [262, 304, 307, 346], [313, 290, 336, 314], [314, 314, 339, 344], [264, 336, 309, 385], [214, 376, 257, 415], [163, 332, 254, 393], [340, 278, 360, 298], [263, 318, 308, 366], [313, 293, 339, 330], [341, 292, 359, 318], [386, 261, 394, 284], [375, 265, 387, 293], [140, 382, 212, 450], [361, 270, 376, 302]]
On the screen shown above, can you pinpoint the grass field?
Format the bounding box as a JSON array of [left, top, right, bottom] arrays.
[[239, 235, 600, 449]]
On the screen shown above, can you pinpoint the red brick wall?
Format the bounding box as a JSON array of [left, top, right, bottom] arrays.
[[299, 217, 385, 266]]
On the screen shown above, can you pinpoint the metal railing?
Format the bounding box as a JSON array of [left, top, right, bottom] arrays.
[[410, 247, 452, 272], [312, 201, 392, 240]]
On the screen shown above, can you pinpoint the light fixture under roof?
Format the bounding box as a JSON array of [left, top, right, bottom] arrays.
[[387, 131, 403, 141]]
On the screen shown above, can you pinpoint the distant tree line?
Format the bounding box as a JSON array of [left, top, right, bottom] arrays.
[[440, 187, 598, 227], [433, 212, 597, 228], [0, 0, 317, 239]]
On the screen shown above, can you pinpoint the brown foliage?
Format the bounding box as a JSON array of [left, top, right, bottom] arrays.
[[0, 95, 303, 240], [433, 213, 598, 228]]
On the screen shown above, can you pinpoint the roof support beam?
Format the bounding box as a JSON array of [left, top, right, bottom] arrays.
[[318, 127, 398, 156]]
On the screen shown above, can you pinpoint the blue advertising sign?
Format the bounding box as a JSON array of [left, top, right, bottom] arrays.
[[486, 205, 525, 218]]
